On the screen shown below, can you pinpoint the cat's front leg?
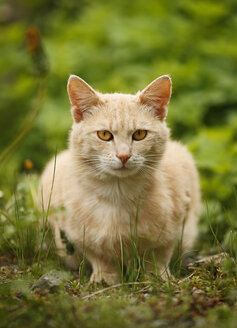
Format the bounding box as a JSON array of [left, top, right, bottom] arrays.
[[143, 244, 174, 281], [87, 252, 119, 285], [54, 225, 80, 270], [90, 270, 119, 285]]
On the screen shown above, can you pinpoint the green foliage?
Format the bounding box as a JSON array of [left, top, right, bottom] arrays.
[[1, 0, 237, 202]]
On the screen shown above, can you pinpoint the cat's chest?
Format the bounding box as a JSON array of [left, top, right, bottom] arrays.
[[68, 179, 140, 223], [86, 202, 167, 255], [65, 180, 167, 251], [68, 194, 162, 251], [88, 196, 137, 233], [84, 202, 146, 253]]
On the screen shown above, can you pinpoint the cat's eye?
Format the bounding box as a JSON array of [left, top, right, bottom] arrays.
[[132, 129, 147, 141], [97, 130, 113, 141]]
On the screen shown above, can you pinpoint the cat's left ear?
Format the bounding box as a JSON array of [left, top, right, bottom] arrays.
[[139, 75, 172, 121], [67, 75, 99, 123]]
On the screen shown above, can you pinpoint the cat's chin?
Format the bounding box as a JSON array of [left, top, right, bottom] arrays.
[[106, 167, 140, 178]]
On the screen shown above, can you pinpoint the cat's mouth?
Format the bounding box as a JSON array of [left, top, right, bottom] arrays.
[[108, 165, 140, 178], [114, 166, 128, 170]]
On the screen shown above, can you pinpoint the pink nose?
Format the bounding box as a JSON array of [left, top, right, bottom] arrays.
[[116, 154, 131, 165]]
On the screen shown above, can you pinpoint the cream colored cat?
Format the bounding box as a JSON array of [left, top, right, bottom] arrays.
[[39, 74, 200, 284]]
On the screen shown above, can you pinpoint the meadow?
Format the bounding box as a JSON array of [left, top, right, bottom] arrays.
[[0, 0, 237, 327]]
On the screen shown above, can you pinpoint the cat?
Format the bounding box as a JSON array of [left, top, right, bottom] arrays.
[[38, 74, 200, 285]]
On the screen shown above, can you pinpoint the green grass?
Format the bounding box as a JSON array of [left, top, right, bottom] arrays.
[[0, 257, 236, 328], [0, 175, 237, 328]]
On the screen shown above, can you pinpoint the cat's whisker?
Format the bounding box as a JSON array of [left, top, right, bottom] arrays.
[[145, 158, 162, 161], [141, 166, 156, 172], [145, 160, 160, 164], [73, 156, 101, 161], [81, 161, 106, 174], [80, 160, 101, 164], [72, 152, 101, 157], [71, 163, 102, 175], [145, 157, 163, 161], [142, 164, 166, 173]]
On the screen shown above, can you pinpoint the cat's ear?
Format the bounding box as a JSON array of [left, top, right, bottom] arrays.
[[139, 75, 172, 121], [67, 75, 99, 123]]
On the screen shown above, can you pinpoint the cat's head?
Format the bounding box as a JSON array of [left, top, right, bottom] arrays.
[[68, 75, 171, 179]]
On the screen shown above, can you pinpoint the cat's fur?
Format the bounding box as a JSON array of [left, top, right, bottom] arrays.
[[39, 75, 200, 284]]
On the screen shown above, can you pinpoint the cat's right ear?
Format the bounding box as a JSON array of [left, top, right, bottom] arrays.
[[67, 75, 99, 123]]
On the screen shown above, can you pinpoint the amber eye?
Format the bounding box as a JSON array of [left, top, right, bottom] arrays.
[[132, 129, 147, 141], [97, 130, 113, 141]]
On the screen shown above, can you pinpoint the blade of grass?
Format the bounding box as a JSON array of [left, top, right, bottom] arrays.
[[81, 281, 151, 300], [36, 151, 57, 269]]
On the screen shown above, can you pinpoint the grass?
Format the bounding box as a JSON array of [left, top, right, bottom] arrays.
[[0, 174, 237, 328]]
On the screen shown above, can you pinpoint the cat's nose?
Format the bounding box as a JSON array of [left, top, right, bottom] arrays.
[[116, 154, 131, 165]]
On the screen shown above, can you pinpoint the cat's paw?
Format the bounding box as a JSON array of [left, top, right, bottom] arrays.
[[145, 267, 171, 282], [90, 271, 120, 285]]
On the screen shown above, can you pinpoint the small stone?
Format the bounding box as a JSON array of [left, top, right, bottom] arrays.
[[32, 270, 69, 292], [192, 287, 204, 296], [186, 252, 228, 271], [150, 319, 169, 327]]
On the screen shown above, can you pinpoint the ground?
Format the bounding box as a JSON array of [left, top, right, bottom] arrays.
[[0, 177, 236, 328], [0, 251, 236, 328]]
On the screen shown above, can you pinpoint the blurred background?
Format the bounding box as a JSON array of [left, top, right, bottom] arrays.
[[0, 0, 237, 251]]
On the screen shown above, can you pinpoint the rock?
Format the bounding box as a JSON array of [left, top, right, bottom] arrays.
[[150, 319, 169, 327], [186, 252, 228, 272], [32, 270, 69, 292], [191, 287, 205, 296]]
